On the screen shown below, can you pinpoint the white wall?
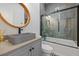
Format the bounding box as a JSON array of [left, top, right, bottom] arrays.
[[22, 3, 40, 35], [0, 3, 40, 35]]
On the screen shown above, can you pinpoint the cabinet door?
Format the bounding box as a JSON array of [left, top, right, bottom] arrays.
[[31, 40, 42, 56]]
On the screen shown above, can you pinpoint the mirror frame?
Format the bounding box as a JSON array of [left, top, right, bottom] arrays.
[[0, 3, 31, 28]]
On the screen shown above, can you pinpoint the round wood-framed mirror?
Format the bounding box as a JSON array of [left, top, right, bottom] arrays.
[[0, 3, 31, 28]]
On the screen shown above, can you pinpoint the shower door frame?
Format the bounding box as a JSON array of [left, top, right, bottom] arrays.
[[77, 5, 79, 47], [40, 5, 79, 47]]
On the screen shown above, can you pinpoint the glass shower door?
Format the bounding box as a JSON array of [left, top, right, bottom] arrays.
[[59, 8, 77, 41], [42, 13, 59, 38], [41, 8, 77, 47]]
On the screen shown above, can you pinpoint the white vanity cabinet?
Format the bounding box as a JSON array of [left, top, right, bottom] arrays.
[[2, 39, 41, 56], [30, 40, 41, 56]]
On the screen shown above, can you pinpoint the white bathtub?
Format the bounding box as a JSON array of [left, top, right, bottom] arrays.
[[42, 40, 79, 56], [44, 37, 77, 47]]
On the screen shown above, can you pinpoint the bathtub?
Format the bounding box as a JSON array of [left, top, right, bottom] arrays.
[[43, 37, 77, 48], [42, 40, 79, 56]]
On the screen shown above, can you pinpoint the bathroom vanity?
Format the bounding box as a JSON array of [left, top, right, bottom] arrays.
[[0, 4, 42, 56], [0, 33, 42, 56]]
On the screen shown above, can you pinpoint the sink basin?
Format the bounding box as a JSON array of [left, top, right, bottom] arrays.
[[5, 33, 36, 45]]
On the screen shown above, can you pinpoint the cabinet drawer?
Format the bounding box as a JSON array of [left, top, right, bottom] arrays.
[[31, 39, 41, 47]]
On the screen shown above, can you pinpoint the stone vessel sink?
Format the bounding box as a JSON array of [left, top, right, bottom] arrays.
[[5, 33, 36, 45]]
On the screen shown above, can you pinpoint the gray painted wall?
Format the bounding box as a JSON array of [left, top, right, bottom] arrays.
[[40, 3, 45, 15]]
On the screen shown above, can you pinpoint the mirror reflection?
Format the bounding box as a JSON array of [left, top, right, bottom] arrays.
[[0, 3, 30, 28]]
